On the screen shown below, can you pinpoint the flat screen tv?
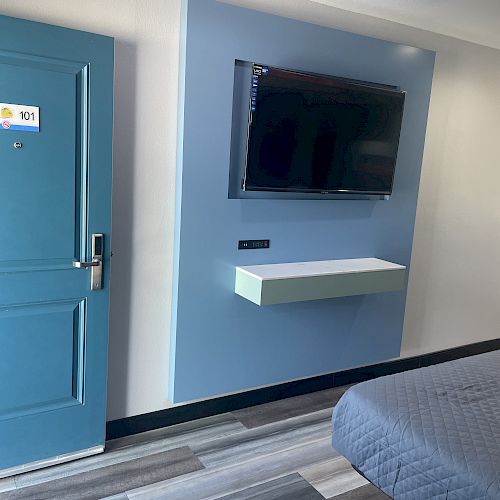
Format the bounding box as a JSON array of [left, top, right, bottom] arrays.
[[243, 64, 406, 196]]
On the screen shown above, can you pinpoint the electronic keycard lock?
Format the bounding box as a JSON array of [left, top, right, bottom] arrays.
[[73, 233, 104, 290]]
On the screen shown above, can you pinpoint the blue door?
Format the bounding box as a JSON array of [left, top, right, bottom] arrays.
[[0, 16, 113, 474]]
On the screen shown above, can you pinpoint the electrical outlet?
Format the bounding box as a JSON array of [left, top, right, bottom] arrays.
[[238, 239, 270, 250]]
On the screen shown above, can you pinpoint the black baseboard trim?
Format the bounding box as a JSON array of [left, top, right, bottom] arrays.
[[106, 371, 334, 441], [106, 337, 500, 441]]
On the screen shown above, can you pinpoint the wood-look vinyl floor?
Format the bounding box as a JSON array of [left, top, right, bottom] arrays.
[[0, 387, 389, 499]]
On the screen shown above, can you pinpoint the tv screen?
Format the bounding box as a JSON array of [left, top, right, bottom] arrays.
[[243, 64, 405, 196]]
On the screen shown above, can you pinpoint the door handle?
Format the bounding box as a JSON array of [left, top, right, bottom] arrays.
[[73, 260, 100, 269], [73, 234, 104, 290]]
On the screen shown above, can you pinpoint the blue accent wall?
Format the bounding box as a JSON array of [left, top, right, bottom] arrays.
[[169, 0, 435, 403]]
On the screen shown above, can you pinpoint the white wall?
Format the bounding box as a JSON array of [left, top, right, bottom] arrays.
[[402, 44, 500, 356], [0, 0, 181, 420], [2, 0, 500, 420]]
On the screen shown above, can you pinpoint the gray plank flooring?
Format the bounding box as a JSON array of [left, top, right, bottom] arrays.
[[126, 438, 337, 499], [0, 386, 390, 499], [1, 447, 203, 500], [300, 457, 369, 498], [192, 408, 333, 469], [217, 473, 324, 500], [14, 413, 244, 490], [330, 484, 390, 499], [233, 386, 349, 429], [106, 413, 246, 453]]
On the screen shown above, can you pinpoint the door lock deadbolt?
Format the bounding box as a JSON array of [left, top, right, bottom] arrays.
[[13, 142, 22, 149]]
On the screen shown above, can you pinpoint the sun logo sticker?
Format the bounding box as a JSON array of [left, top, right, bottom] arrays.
[[1, 107, 13, 119]]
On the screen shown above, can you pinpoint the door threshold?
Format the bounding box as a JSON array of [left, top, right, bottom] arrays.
[[0, 445, 104, 479]]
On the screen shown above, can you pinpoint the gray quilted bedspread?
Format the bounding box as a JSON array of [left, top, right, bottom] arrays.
[[332, 350, 500, 499]]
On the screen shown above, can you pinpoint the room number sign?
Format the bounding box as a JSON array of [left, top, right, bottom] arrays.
[[1, 102, 40, 132]]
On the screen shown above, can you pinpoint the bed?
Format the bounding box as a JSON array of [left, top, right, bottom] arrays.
[[331, 350, 500, 499]]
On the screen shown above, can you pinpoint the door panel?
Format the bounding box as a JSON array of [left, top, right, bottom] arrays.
[[0, 15, 113, 473], [0, 299, 84, 419], [0, 59, 85, 265]]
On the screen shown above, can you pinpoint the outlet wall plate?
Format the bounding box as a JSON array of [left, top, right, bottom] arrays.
[[238, 239, 270, 250]]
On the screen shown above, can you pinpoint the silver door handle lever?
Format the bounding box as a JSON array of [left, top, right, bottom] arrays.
[[73, 234, 104, 290], [73, 260, 100, 269]]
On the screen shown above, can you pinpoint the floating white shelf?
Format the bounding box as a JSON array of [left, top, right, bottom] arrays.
[[235, 258, 406, 306]]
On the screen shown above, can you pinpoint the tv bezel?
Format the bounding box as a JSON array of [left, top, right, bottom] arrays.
[[242, 63, 406, 197]]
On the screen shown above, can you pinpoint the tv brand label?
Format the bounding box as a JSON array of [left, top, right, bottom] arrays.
[[0, 102, 40, 132]]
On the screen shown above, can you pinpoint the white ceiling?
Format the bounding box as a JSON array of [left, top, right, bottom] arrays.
[[310, 0, 500, 49]]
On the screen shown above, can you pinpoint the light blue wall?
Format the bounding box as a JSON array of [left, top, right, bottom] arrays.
[[169, 0, 435, 403]]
